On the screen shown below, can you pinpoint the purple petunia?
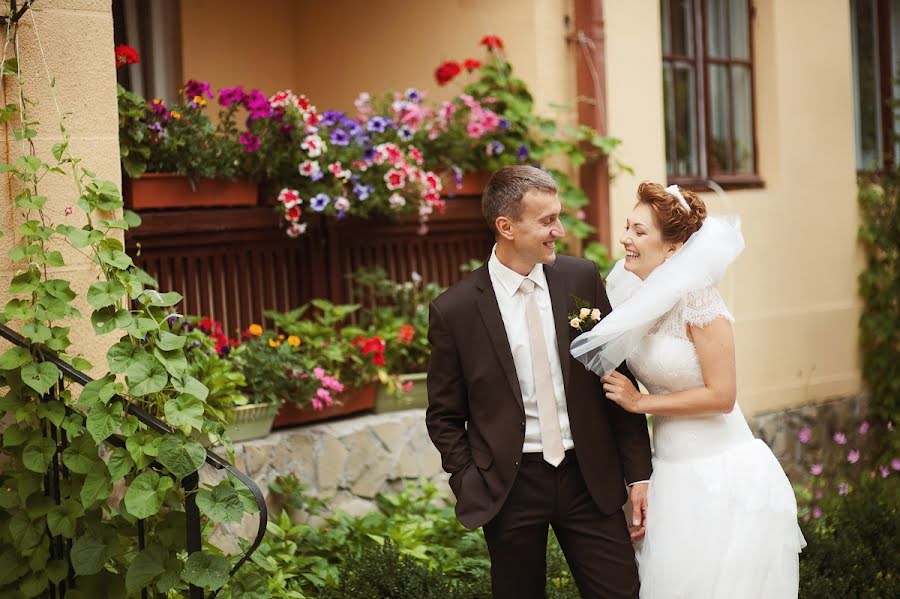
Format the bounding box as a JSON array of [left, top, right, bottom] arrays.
[[321, 110, 345, 128], [810, 463, 824, 476], [219, 85, 246, 107], [310, 171, 324, 182], [405, 88, 422, 103], [330, 128, 351, 146], [184, 79, 213, 99], [833, 432, 847, 445], [353, 183, 373, 200], [798, 427, 812, 444], [517, 144, 530, 160], [398, 126, 414, 142], [362, 146, 377, 162], [148, 122, 163, 134], [892, 458, 900, 471], [366, 116, 391, 133], [310, 193, 330, 211], [486, 141, 505, 156], [847, 449, 860, 464], [240, 131, 260, 153], [499, 118, 510, 130], [812, 507, 822, 519]]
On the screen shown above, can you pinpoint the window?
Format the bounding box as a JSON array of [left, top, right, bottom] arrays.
[[113, 0, 183, 102], [661, 0, 760, 189], [850, 0, 900, 171]]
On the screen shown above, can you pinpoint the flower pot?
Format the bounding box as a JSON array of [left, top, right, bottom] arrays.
[[272, 382, 378, 428], [227, 402, 280, 442], [440, 171, 491, 198], [375, 372, 428, 413], [128, 173, 258, 209]]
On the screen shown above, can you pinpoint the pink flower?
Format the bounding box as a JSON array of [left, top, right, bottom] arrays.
[[810, 463, 824, 476], [316, 388, 332, 402], [891, 458, 900, 471], [577, 209, 587, 220], [466, 121, 485, 139], [334, 197, 351, 212], [833, 432, 847, 445], [859, 420, 870, 434], [879, 465, 890, 478], [401, 381, 414, 393], [299, 159, 321, 177], [812, 506, 822, 519], [311, 398, 323, 411], [417, 223, 429, 236], [354, 92, 372, 115], [847, 449, 860, 464], [814, 490, 824, 500], [278, 188, 301, 208], [384, 169, 406, 190], [64, 206, 73, 216], [888, 421, 894, 431], [313, 367, 325, 380], [838, 482, 849, 495], [286, 222, 307, 238], [301, 134, 325, 157], [322, 376, 343, 393], [798, 427, 812, 444], [479, 109, 500, 131]]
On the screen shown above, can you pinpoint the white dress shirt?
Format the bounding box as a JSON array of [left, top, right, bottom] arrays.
[[488, 246, 574, 454]]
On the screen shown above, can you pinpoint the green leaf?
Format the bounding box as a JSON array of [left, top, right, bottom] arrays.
[[0, 346, 32, 370], [163, 394, 204, 433], [87, 280, 126, 309], [106, 341, 145, 374], [197, 480, 244, 524], [21, 322, 51, 344], [25, 493, 55, 520], [141, 290, 183, 308], [51, 141, 68, 161], [47, 498, 84, 538], [126, 432, 162, 469], [9, 267, 40, 293], [22, 436, 56, 473], [77, 374, 119, 408], [172, 375, 209, 402], [107, 446, 134, 481], [46, 559, 69, 585], [62, 433, 102, 474], [124, 471, 174, 519], [21, 361, 59, 395], [156, 331, 186, 351], [181, 550, 230, 590], [97, 247, 133, 270], [36, 250, 65, 267], [36, 399, 66, 427], [93, 179, 123, 211], [157, 435, 206, 480], [71, 356, 93, 371], [81, 468, 113, 508], [153, 347, 188, 378], [61, 413, 84, 439], [2, 423, 31, 447], [8, 511, 43, 552], [71, 525, 119, 576], [124, 316, 157, 338], [14, 191, 47, 210], [126, 545, 167, 593], [3, 298, 36, 321], [86, 400, 124, 443], [126, 351, 168, 396], [123, 210, 142, 228]]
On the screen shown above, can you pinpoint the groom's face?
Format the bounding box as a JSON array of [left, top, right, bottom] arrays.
[[506, 190, 565, 267]]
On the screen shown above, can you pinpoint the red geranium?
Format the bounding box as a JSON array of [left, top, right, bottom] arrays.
[[115, 45, 140, 68], [352, 336, 387, 366], [480, 35, 504, 49], [463, 58, 482, 72], [434, 60, 462, 86]]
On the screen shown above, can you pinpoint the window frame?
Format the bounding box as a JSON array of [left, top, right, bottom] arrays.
[[662, 0, 763, 191]]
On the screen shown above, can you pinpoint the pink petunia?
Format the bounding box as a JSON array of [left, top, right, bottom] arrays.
[[891, 458, 900, 471], [814, 490, 824, 500], [812, 507, 822, 519], [833, 432, 847, 445], [466, 120, 486, 139], [313, 367, 325, 380], [838, 482, 849, 495], [879, 465, 890, 478], [847, 449, 860, 464], [798, 427, 812, 444], [810, 463, 824, 476], [316, 388, 332, 403], [311, 397, 323, 411], [859, 420, 870, 434]]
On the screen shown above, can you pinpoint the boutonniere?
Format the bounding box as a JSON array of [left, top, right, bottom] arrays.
[[568, 295, 603, 332]]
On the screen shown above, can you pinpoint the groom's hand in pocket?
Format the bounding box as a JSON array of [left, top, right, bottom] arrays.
[[629, 482, 649, 542]]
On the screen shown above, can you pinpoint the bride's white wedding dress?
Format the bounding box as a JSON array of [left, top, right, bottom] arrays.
[[628, 286, 806, 598]]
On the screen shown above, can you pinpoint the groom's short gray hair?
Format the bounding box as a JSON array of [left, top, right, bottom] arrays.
[[482, 165, 558, 235]]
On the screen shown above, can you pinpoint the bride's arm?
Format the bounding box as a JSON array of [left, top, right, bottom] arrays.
[[602, 317, 737, 415]]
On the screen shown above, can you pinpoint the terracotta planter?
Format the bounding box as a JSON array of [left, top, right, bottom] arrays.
[[129, 173, 258, 210], [375, 372, 428, 414], [272, 382, 377, 428], [227, 402, 280, 443], [440, 171, 491, 198]]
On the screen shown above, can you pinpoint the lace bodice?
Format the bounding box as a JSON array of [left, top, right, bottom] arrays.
[[626, 286, 753, 460]]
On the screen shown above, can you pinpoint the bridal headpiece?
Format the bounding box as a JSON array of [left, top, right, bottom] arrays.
[[665, 184, 691, 212]]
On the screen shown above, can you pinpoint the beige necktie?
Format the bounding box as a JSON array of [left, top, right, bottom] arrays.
[[519, 277, 565, 467]]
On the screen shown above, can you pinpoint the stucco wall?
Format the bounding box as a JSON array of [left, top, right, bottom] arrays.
[[604, 0, 862, 414], [0, 0, 121, 371]]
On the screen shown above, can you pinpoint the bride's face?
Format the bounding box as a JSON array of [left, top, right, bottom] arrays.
[[620, 203, 680, 280]]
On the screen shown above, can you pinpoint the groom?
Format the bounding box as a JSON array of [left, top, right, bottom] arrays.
[[426, 166, 652, 598]]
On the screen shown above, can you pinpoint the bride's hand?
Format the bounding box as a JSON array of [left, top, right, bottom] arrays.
[[601, 371, 644, 413]]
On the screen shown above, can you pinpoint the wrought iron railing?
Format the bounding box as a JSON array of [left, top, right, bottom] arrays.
[[0, 324, 268, 599]]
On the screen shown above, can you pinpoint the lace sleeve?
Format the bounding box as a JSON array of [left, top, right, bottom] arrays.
[[683, 286, 734, 328]]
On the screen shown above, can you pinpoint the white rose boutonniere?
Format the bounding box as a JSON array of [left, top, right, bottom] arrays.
[[568, 295, 603, 332]]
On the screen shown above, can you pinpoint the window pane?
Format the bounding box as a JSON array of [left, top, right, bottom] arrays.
[[732, 65, 754, 172], [662, 0, 694, 56], [708, 64, 733, 174], [664, 61, 700, 177], [851, 0, 882, 170], [891, 0, 900, 164], [730, 0, 750, 59], [706, 0, 728, 58]]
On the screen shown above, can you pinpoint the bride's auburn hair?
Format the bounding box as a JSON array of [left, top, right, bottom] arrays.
[[636, 182, 707, 243]]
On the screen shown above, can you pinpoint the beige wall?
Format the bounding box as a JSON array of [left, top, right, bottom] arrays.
[[605, 0, 862, 414], [0, 0, 121, 372]]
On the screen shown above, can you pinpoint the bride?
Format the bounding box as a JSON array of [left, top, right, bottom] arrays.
[[571, 182, 805, 598]]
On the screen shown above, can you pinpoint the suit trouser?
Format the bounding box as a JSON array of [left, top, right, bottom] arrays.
[[482, 450, 640, 599]]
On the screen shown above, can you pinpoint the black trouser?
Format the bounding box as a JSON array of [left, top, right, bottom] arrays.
[[482, 450, 639, 599]]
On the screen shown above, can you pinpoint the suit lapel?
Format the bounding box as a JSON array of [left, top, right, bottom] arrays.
[[544, 262, 572, 393], [474, 266, 525, 412]]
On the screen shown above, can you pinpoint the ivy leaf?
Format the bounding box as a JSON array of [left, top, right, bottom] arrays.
[[25, 493, 55, 520], [123, 210, 142, 228], [124, 316, 158, 339], [36, 399, 66, 427], [153, 347, 188, 378], [126, 351, 169, 396], [156, 331, 186, 351], [106, 342, 146, 374], [47, 498, 84, 538], [181, 550, 230, 590], [90, 305, 133, 335], [8, 512, 43, 552], [0, 346, 32, 370], [21, 322, 51, 344], [87, 281, 126, 309], [71, 525, 119, 576], [172, 375, 209, 402], [126, 433, 162, 469], [93, 179, 122, 211], [97, 247, 134, 270], [62, 433, 102, 474], [157, 435, 206, 480], [163, 394, 204, 433], [81, 467, 113, 508], [140, 290, 183, 308], [106, 446, 134, 481], [60, 413, 84, 439], [36, 250, 65, 267], [20, 361, 60, 395], [3, 298, 36, 321], [9, 267, 40, 293], [125, 545, 167, 593], [197, 480, 244, 524], [86, 400, 124, 444], [77, 374, 119, 408], [124, 471, 174, 519], [71, 356, 93, 371], [22, 436, 56, 473]]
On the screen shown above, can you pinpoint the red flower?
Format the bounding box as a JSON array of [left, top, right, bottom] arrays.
[[353, 336, 387, 366], [397, 324, 415, 345], [480, 35, 504, 50], [434, 60, 462, 86], [285, 205, 302, 221], [463, 58, 482, 71], [115, 45, 140, 68]]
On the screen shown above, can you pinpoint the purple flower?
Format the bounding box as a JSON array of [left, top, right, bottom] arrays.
[[243, 89, 271, 121], [798, 427, 812, 444], [330, 128, 351, 146], [814, 490, 824, 500], [486, 141, 505, 156], [321, 110, 345, 127], [405, 88, 422, 103], [517, 144, 530, 160], [847, 449, 860, 464], [398, 126, 414, 141], [184, 79, 213, 99], [239, 131, 260, 153], [353, 183, 373, 200], [310, 171, 324, 182], [499, 118, 510, 130], [879, 465, 890, 478], [838, 482, 849, 495], [148, 122, 163, 134], [148, 100, 168, 116], [833, 432, 847, 445], [362, 147, 377, 162], [452, 166, 463, 185], [810, 463, 824, 476], [310, 193, 330, 212], [366, 116, 391, 133], [812, 506, 822, 519], [888, 421, 894, 431], [859, 420, 870, 434], [892, 458, 900, 471], [219, 85, 246, 107]]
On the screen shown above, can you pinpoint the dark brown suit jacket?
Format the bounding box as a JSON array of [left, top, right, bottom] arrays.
[[426, 255, 652, 529]]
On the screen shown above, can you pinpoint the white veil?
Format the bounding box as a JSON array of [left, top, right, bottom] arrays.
[[570, 214, 745, 376]]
